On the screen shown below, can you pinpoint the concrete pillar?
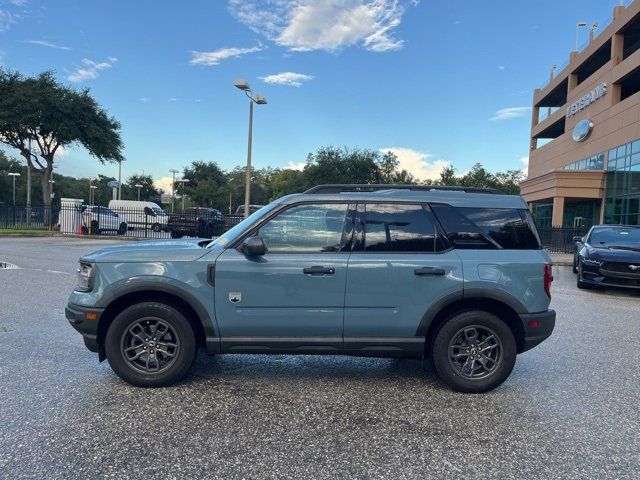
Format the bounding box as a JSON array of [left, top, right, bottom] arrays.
[[552, 196, 565, 227], [531, 105, 540, 127], [610, 82, 622, 106], [612, 33, 624, 65], [568, 73, 578, 92], [613, 5, 625, 19]]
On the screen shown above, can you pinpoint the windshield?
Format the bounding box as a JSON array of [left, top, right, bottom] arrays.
[[589, 227, 640, 245], [152, 207, 166, 216], [207, 202, 280, 249]]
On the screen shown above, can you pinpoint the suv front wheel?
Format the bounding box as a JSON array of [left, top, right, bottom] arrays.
[[105, 302, 197, 387], [432, 310, 516, 393]]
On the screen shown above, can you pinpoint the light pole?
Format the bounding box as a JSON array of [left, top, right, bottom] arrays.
[[117, 160, 123, 200], [90, 185, 97, 205], [8, 172, 20, 205], [169, 168, 179, 212], [589, 22, 598, 44], [575, 21, 587, 50], [234, 78, 268, 218], [135, 184, 143, 201], [176, 178, 188, 211]]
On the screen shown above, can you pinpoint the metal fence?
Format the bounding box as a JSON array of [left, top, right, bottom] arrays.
[[0, 204, 245, 240], [537, 226, 589, 254]]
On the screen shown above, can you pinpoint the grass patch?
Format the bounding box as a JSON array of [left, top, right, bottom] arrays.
[[0, 228, 57, 235]]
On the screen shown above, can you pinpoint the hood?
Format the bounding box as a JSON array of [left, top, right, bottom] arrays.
[[588, 244, 640, 263], [80, 238, 212, 263]]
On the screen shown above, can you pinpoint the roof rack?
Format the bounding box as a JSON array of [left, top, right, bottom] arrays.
[[303, 184, 502, 195]]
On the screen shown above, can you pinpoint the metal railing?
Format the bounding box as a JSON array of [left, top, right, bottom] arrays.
[[537, 226, 589, 254], [0, 204, 245, 240]]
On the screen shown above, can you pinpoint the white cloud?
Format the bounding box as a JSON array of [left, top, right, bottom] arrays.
[[498, 65, 505, 70], [379, 147, 450, 181], [22, 40, 71, 50], [490, 106, 531, 121], [287, 161, 306, 170], [228, 0, 417, 53], [67, 57, 118, 82], [260, 72, 313, 87], [519, 155, 529, 176], [0, 9, 17, 32], [1, 0, 27, 33], [155, 176, 175, 194], [190, 44, 263, 66], [139, 97, 151, 102], [168, 97, 179, 101]]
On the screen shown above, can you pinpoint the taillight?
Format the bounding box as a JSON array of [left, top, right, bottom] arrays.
[[544, 264, 554, 298]]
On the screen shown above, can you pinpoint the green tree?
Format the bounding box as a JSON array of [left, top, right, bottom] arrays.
[[0, 69, 124, 206], [377, 151, 416, 184], [123, 174, 160, 202], [181, 161, 227, 208], [303, 146, 383, 186]]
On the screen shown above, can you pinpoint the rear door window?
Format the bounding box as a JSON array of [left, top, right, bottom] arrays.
[[359, 204, 447, 252]]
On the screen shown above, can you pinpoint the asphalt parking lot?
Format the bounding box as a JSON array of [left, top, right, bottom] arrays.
[[0, 237, 639, 479]]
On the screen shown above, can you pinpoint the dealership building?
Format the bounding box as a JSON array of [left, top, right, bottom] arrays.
[[521, 1, 640, 228]]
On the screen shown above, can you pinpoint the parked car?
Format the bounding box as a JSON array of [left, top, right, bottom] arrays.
[[108, 200, 168, 233], [81, 206, 127, 235], [66, 184, 555, 393], [573, 224, 640, 289], [235, 204, 264, 216], [168, 207, 224, 239]]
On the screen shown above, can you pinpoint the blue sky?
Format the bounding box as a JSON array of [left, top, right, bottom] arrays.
[[0, 0, 629, 191]]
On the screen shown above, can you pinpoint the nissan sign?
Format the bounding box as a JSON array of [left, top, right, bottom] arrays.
[[566, 83, 606, 117]]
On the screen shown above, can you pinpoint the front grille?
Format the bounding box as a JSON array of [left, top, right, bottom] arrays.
[[600, 262, 640, 278]]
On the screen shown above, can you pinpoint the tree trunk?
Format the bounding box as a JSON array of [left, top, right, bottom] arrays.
[[39, 169, 52, 226]]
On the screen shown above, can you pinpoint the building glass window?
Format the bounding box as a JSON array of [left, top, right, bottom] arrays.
[[603, 137, 640, 226]]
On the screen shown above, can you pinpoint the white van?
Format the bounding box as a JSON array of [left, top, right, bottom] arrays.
[[108, 200, 169, 232]]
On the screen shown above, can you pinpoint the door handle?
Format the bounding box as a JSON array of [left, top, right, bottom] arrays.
[[414, 267, 446, 276], [303, 265, 335, 275]]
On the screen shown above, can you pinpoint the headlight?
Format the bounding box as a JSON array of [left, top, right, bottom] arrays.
[[75, 263, 93, 292], [581, 258, 602, 266]]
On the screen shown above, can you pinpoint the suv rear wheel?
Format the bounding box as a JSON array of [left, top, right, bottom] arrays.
[[105, 302, 197, 387], [432, 310, 516, 393]]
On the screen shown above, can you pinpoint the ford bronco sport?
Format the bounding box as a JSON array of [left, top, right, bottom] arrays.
[[66, 184, 555, 393]]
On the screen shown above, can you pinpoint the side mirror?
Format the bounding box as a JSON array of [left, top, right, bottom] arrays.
[[241, 236, 266, 256], [144, 206, 155, 216], [573, 236, 583, 243]]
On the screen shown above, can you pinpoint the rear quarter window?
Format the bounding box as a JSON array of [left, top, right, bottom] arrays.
[[431, 204, 541, 250]]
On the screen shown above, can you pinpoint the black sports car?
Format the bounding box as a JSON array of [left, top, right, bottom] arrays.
[[573, 225, 640, 289]]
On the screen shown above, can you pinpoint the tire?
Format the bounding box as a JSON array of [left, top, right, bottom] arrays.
[[151, 223, 162, 233], [105, 302, 197, 387], [91, 220, 99, 235], [431, 310, 517, 393], [117, 223, 127, 236], [572, 255, 578, 274]]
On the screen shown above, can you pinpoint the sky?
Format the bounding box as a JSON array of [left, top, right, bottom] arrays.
[[0, 0, 631, 192]]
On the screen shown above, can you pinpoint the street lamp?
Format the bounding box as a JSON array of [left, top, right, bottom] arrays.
[[575, 21, 587, 50], [169, 168, 179, 212], [7, 172, 20, 205], [176, 178, 189, 211], [89, 185, 98, 205], [135, 183, 143, 201], [234, 78, 268, 218]]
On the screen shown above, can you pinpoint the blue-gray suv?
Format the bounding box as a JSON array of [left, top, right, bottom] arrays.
[[66, 185, 556, 393]]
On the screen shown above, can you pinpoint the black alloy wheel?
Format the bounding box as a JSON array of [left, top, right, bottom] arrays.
[[105, 302, 197, 387], [432, 310, 516, 393]]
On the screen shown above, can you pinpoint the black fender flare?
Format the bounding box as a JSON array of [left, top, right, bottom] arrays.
[[415, 287, 527, 336], [95, 276, 218, 341]]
